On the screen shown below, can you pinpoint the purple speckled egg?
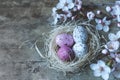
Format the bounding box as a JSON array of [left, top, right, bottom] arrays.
[[57, 46, 75, 62], [56, 33, 74, 47]]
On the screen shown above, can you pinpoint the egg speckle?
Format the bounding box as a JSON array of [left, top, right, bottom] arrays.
[[73, 26, 88, 43], [57, 46, 75, 62], [73, 43, 88, 57], [56, 33, 74, 47]]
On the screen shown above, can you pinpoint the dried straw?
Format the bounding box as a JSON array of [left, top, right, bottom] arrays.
[[38, 22, 101, 73]]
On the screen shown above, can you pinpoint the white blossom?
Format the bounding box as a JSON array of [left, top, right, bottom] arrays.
[[106, 31, 120, 52], [104, 41, 119, 52], [90, 60, 111, 80], [87, 11, 95, 20], [56, 0, 74, 11], [52, 7, 72, 24], [117, 22, 120, 27], [52, 7, 57, 15], [102, 49, 108, 55], [110, 53, 120, 63], [63, 10, 72, 18], [115, 1, 120, 6], [115, 5, 120, 22], [115, 53, 120, 63], [74, 0, 82, 10], [53, 14, 60, 25], [97, 10, 101, 14], [95, 17, 111, 32], [52, 7, 60, 25], [52, 13, 66, 25], [107, 1, 120, 23], [106, 6, 112, 12], [102, 31, 120, 55], [108, 31, 120, 41]]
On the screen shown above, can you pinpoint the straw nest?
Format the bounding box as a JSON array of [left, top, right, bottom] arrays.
[[38, 22, 101, 73]]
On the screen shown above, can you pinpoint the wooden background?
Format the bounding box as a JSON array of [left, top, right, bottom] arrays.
[[0, 0, 118, 80]]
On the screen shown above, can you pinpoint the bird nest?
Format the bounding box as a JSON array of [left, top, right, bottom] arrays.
[[37, 22, 101, 73]]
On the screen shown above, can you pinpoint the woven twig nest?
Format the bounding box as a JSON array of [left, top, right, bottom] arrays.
[[38, 22, 101, 73]]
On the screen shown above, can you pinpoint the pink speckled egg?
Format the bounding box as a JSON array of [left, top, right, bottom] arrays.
[[57, 46, 75, 62], [56, 33, 74, 47]]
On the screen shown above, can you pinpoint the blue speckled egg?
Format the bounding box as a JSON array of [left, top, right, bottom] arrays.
[[73, 43, 88, 57], [73, 26, 88, 43]]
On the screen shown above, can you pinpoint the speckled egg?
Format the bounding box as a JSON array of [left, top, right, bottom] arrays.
[[56, 33, 74, 47], [73, 26, 88, 43], [73, 43, 88, 57], [57, 46, 75, 62]]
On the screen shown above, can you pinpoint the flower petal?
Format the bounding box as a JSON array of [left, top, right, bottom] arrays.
[[105, 20, 111, 25], [101, 72, 109, 80], [113, 41, 120, 50], [53, 14, 60, 25], [96, 24, 103, 30], [117, 22, 120, 27], [68, 3, 74, 9], [103, 17, 107, 22], [117, 31, 120, 39], [95, 19, 101, 23], [108, 33, 117, 41], [56, 2, 64, 9], [110, 53, 115, 58], [97, 60, 105, 67], [115, 57, 120, 63], [90, 64, 99, 70], [87, 11, 95, 20], [104, 45, 108, 49], [103, 26, 109, 32], [106, 6, 112, 12], [107, 41, 120, 52], [73, 7, 77, 11], [115, 1, 120, 5], [52, 7, 57, 13], [53, 17, 58, 25], [102, 49, 108, 54], [66, 12, 72, 17], [117, 15, 120, 22], [93, 70, 101, 77], [59, 0, 66, 3], [67, 0, 73, 3], [77, 5, 82, 10], [104, 66, 111, 73], [59, 14, 67, 22], [62, 6, 69, 11]]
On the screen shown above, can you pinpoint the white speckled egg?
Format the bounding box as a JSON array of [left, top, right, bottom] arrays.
[[73, 26, 88, 43], [73, 43, 88, 57]]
